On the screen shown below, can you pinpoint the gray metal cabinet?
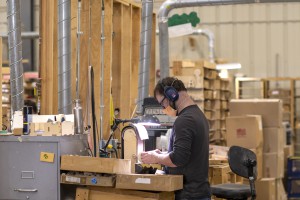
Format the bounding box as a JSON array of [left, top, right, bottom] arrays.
[[0, 135, 88, 200]]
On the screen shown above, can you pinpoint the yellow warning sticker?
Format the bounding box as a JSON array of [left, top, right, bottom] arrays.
[[40, 152, 55, 163]]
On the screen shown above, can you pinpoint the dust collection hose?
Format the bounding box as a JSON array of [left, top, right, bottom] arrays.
[[7, 0, 24, 113]]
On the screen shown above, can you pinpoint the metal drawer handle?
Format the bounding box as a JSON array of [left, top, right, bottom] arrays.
[[14, 189, 38, 192]]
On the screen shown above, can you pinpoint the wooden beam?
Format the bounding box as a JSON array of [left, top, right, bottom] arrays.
[[71, 0, 77, 103], [149, 13, 156, 94], [39, 0, 58, 114], [112, 3, 122, 117], [130, 6, 141, 115], [102, 0, 113, 139], [119, 4, 132, 120]]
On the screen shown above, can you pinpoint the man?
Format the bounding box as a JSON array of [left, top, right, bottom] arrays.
[[141, 77, 211, 200]]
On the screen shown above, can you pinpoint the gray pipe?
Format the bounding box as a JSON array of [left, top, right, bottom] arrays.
[[0, 32, 39, 39], [7, 0, 24, 112], [195, 29, 215, 63], [58, 0, 72, 114], [137, 0, 153, 114]]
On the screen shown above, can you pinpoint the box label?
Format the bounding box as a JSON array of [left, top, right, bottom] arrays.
[[135, 178, 151, 184], [66, 176, 81, 184], [236, 128, 246, 138]]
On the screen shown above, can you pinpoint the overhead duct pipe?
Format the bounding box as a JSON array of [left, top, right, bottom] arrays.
[[7, 0, 24, 112], [195, 29, 215, 63], [58, 0, 72, 114], [136, 0, 153, 114], [158, 0, 300, 79]]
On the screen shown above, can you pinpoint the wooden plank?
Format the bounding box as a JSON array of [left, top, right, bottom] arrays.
[[112, 3, 122, 118], [102, 0, 113, 139], [39, 0, 58, 114], [149, 13, 156, 95], [120, 4, 132, 119], [71, 0, 77, 102], [90, 0, 101, 154], [130, 6, 141, 116], [52, 1, 58, 114], [75, 187, 90, 200], [0, 38, 2, 129], [78, 0, 90, 128], [88, 187, 174, 200]]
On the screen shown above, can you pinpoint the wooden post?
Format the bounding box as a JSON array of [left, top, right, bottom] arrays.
[[130, 6, 141, 116], [149, 13, 156, 94], [119, 4, 132, 120], [112, 2, 122, 118], [39, 0, 58, 114]]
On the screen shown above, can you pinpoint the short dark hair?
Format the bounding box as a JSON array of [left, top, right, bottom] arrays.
[[154, 77, 187, 98]]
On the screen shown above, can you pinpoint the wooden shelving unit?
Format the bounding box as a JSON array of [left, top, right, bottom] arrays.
[[235, 77, 265, 99], [235, 77, 300, 132], [171, 60, 232, 145]]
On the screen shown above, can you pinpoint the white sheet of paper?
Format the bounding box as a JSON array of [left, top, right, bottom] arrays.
[[168, 23, 194, 38], [132, 123, 149, 140]]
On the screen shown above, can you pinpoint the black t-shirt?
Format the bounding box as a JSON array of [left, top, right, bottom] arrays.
[[168, 104, 210, 199]]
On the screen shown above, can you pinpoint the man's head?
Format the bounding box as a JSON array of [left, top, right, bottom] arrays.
[[154, 77, 187, 109]]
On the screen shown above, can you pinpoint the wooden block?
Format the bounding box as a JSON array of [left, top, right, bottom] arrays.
[[76, 187, 89, 200], [88, 187, 174, 200], [60, 155, 131, 174]]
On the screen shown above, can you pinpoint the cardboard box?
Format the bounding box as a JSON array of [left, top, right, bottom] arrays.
[[204, 79, 214, 89], [226, 115, 263, 149], [229, 99, 283, 128], [220, 91, 231, 100], [61, 121, 74, 135], [263, 152, 284, 178], [284, 145, 294, 169], [252, 148, 263, 180], [61, 174, 115, 187], [256, 178, 276, 200], [61, 155, 131, 174], [30, 122, 62, 136], [276, 178, 287, 200], [209, 120, 220, 131], [187, 89, 204, 101], [263, 127, 284, 153], [221, 100, 228, 110], [175, 75, 203, 89], [204, 100, 221, 110], [81, 187, 175, 200], [116, 174, 183, 192], [268, 89, 290, 97]]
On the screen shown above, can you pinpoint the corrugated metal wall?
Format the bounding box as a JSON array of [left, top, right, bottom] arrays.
[[154, 2, 300, 78]]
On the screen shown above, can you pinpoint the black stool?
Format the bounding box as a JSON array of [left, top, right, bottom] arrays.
[[211, 146, 257, 200]]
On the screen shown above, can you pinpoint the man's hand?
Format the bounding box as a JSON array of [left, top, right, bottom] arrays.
[[141, 151, 159, 164]]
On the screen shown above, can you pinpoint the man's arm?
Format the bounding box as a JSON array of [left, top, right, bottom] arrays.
[[141, 151, 177, 167]]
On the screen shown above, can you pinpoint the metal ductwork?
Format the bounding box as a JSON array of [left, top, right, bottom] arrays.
[[137, 0, 153, 114], [58, 0, 72, 114], [195, 29, 215, 63], [7, 0, 24, 112], [158, 0, 300, 79]]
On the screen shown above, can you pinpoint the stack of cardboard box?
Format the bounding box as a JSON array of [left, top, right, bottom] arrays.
[[229, 99, 286, 200]]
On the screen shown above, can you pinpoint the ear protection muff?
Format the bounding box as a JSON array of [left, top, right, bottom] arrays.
[[162, 79, 179, 102]]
